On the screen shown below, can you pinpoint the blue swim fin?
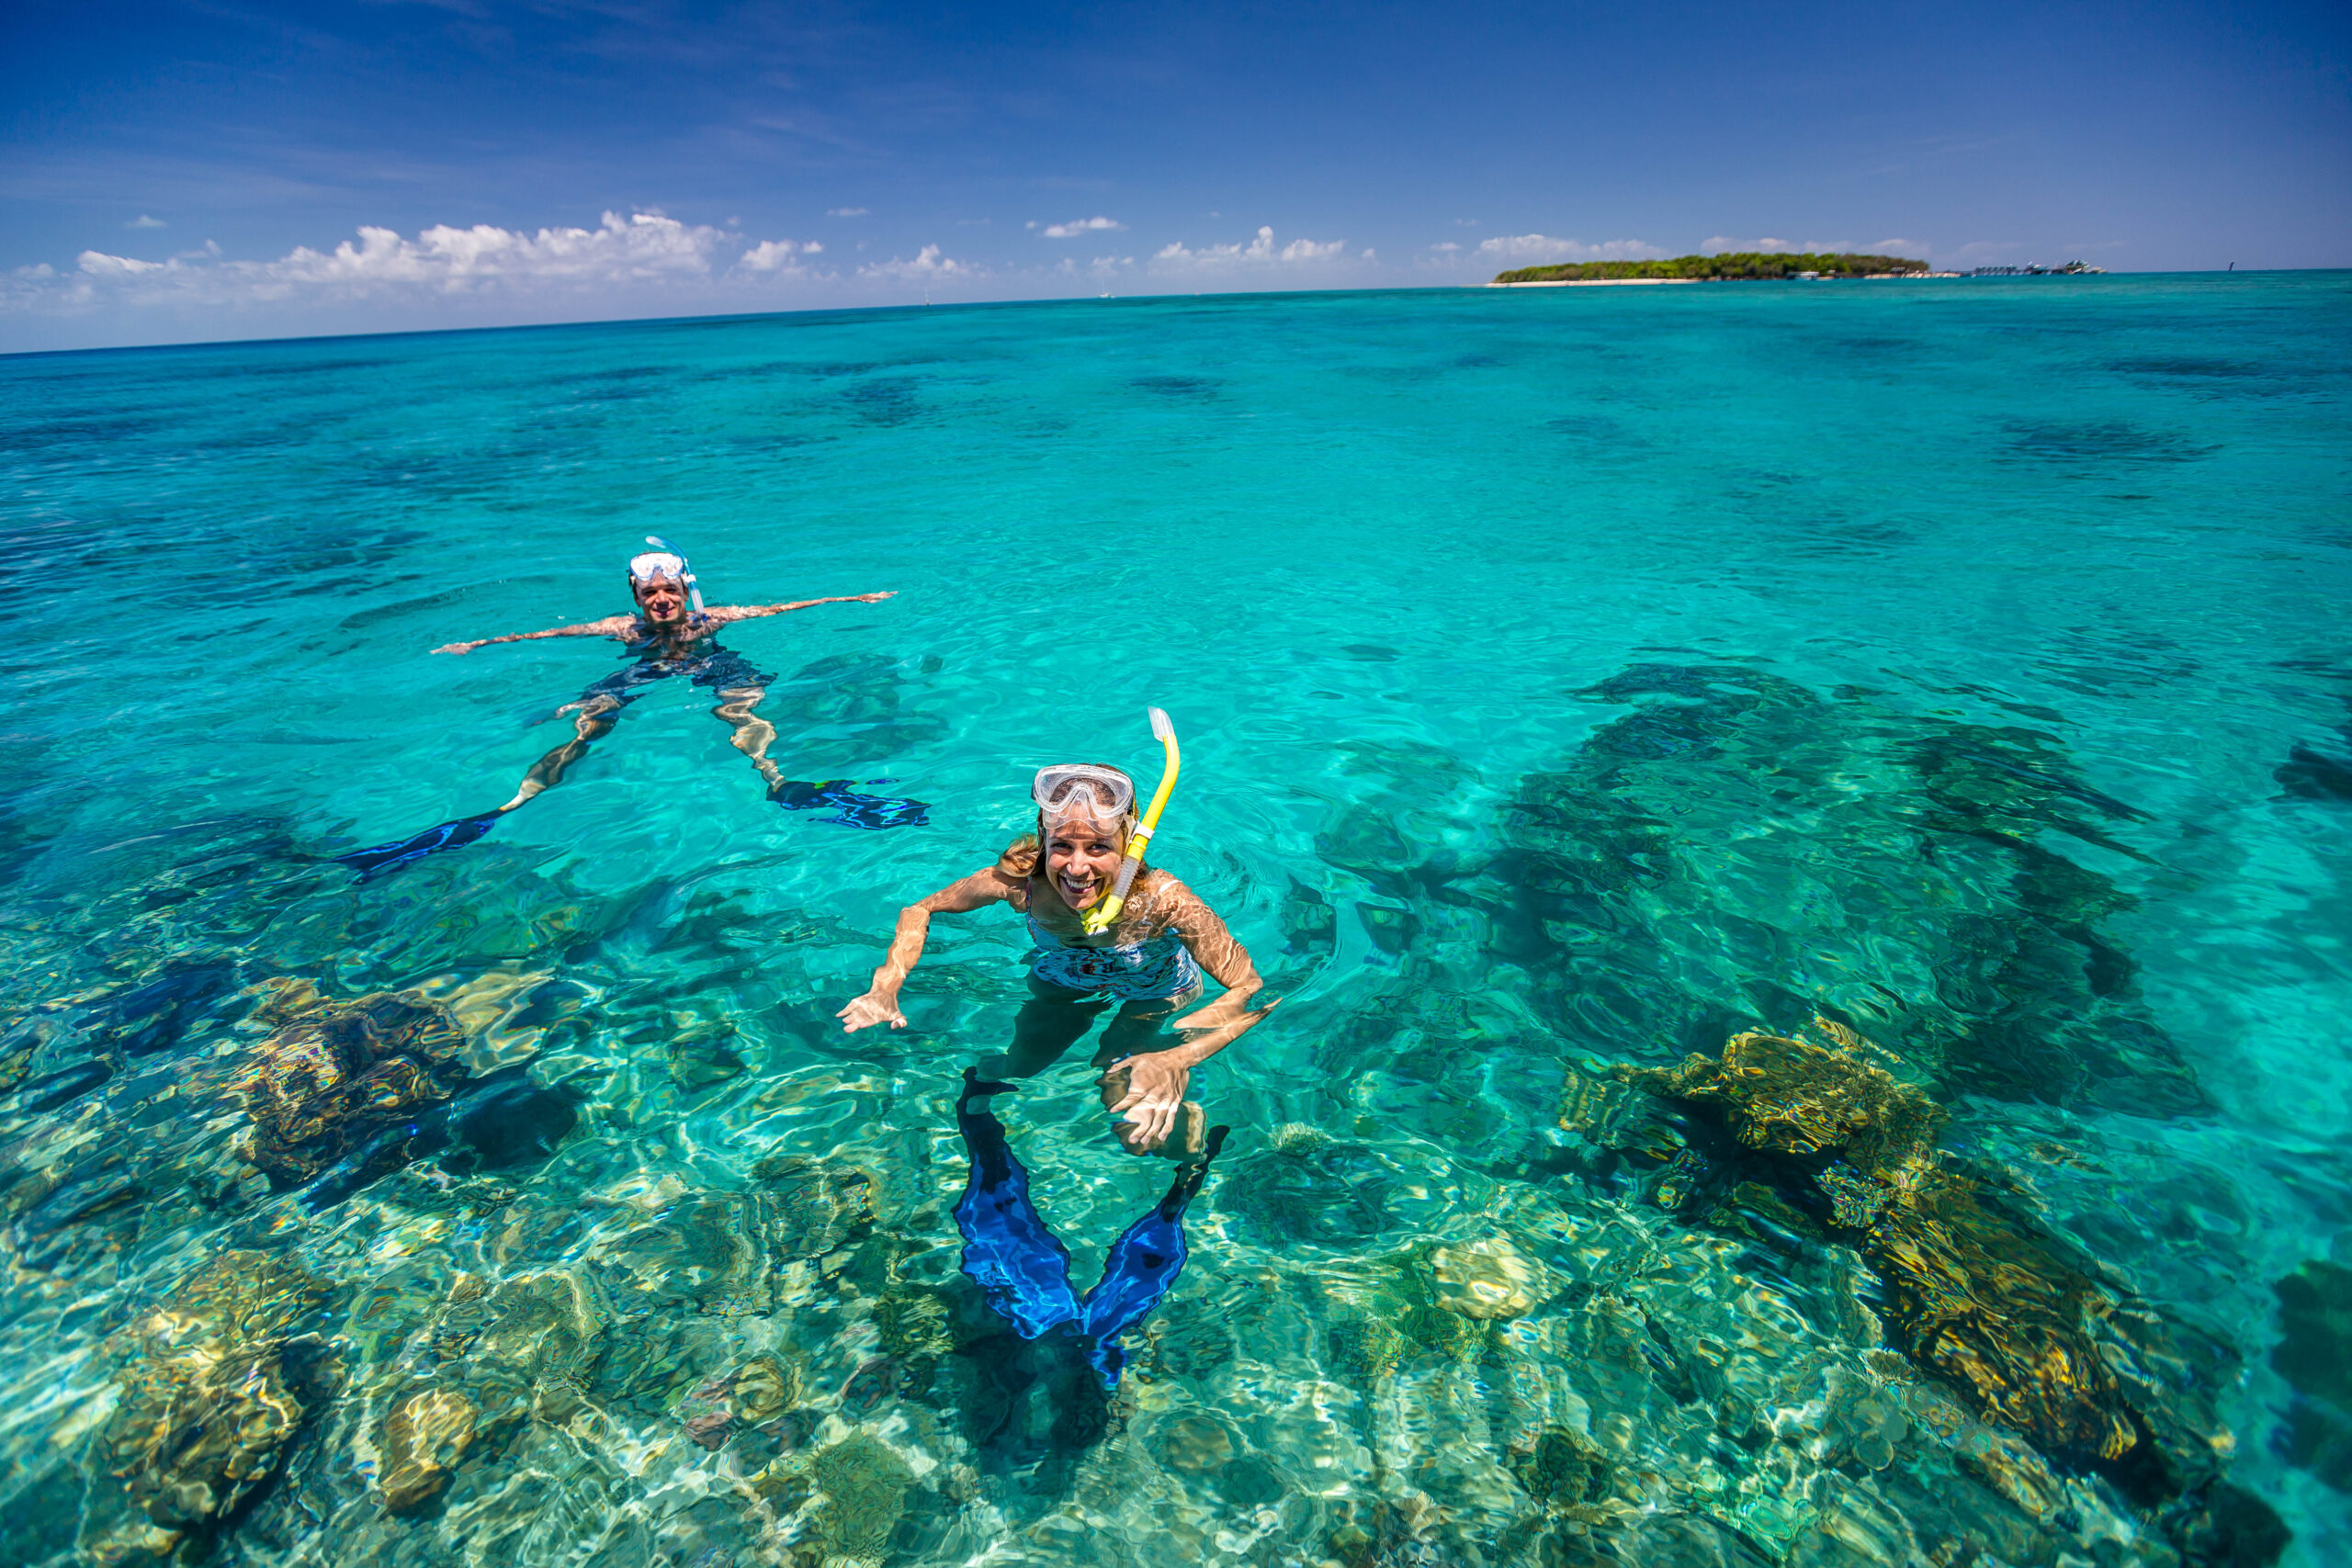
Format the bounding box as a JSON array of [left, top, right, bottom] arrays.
[[334, 807, 506, 881], [953, 1070, 1081, 1338], [769, 777, 930, 829], [1079, 1125, 1229, 1388]]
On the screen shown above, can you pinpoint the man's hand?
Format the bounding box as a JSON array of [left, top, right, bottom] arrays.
[[837, 990, 908, 1032], [432, 640, 481, 655], [854, 592, 896, 603]]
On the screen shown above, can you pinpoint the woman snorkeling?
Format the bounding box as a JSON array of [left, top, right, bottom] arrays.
[[837, 743, 1277, 1156], [841, 721, 1277, 1385]]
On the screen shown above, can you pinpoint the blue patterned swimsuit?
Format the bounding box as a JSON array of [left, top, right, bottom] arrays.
[[1023, 906, 1202, 1002]]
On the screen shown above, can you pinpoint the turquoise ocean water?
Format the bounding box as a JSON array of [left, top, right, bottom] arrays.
[[2, 274, 2348, 1566]]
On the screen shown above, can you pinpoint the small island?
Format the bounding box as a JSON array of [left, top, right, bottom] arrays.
[[1491, 250, 1928, 286]]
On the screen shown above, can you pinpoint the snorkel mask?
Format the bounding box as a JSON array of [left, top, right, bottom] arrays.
[[629, 535, 706, 619], [1044, 709, 1178, 935], [1033, 764, 1136, 832]]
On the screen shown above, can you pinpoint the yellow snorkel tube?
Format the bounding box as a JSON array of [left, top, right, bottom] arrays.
[[1081, 706, 1179, 935]]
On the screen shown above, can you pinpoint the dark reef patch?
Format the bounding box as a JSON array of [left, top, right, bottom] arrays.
[[1130, 375, 1220, 399], [2002, 419, 2218, 465], [1489, 661, 2199, 1114]]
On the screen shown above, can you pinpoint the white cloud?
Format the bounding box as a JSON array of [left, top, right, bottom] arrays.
[[129, 214, 166, 230], [1035, 216, 1125, 238], [1475, 235, 1666, 264], [1431, 242, 1461, 254], [737, 238, 815, 274], [826, 207, 869, 217], [857, 243, 974, 280], [5, 212, 848, 321], [1150, 225, 1348, 272]]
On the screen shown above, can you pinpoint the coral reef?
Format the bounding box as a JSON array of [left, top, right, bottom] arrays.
[[85, 1250, 333, 1557], [233, 971, 556, 1188], [377, 1387, 477, 1512], [1603, 1018, 2279, 1557]]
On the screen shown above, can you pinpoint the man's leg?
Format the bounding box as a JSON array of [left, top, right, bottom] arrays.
[[709, 676, 933, 830], [501, 693, 627, 810], [709, 682, 786, 791]]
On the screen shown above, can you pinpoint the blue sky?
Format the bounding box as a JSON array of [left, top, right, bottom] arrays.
[[5, 0, 2347, 350]]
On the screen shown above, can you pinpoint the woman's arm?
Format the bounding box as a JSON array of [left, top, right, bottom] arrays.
[[837, 867, 1015, 1032], [704, 592, 896, 625], [433, 614, 636, 655], [1163, 884, 1264, 1026], [1100, 879, 1279, 1147]]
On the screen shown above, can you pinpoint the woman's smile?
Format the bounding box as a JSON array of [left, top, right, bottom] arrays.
[[1046, 823, 1125, 911]]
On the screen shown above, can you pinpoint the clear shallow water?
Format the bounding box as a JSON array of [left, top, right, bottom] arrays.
[[2, 275, 2349, 1566]]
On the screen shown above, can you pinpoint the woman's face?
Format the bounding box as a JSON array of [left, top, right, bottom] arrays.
[[1043, 816, 1126, 911]]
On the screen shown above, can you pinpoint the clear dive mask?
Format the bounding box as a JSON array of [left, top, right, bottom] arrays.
[[1032, 764, 1133, 830], [631, 535, 706, 618]]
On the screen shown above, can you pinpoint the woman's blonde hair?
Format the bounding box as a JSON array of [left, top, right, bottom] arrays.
[[999, 762, 1138, 878]]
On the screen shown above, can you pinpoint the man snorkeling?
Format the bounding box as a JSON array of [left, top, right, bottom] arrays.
[[837, 719, 1279, 1386], [337, 540, 926, 879]]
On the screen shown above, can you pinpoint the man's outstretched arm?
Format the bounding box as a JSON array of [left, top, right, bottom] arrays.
[[703, 592, 896, 625], [433, 614, 637, 654]]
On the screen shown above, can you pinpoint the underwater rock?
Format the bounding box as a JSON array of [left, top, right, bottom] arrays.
[[807, 1431, 915, 1564], [1864, 1167, 2137, 1461], [2271, 1259, 2352, 1409], [234, 977, 469, 1185], [2276, 739, 2352, 801], [1624, 1025, 1945, 1180], [729, 1355, 798, 1422], [592, 1163, 874, 1314], [683, 1410, 734, 1450], [1510, 1425, 1610, 1508], [1610, 1021, 2267, 1514], [1623, 1025, 2138, 1460], [91, 1250, 332, 1551], [378, 1386, 478, 1513], [1216, 1137, 1401, 1247], [234, 972, 567, 1190], [473, 1269, 608, 1414], [1153, 1413, 1240, 1472], [1429, 1235, 1550, 1320], [666, 1015, 747, 1090]]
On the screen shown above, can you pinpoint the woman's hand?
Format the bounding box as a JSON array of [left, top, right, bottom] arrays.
[[853, 592, 896, 603], [432, 640, 481, 655], [1100, 1052, 1192, 1154], [837, 990, 907, 1032]]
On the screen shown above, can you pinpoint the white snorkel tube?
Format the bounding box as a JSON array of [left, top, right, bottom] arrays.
[[641, 534, 706, 619]]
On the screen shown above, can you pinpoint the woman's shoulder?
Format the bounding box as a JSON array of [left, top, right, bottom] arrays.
[[1131, 869, 1202, 925]]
